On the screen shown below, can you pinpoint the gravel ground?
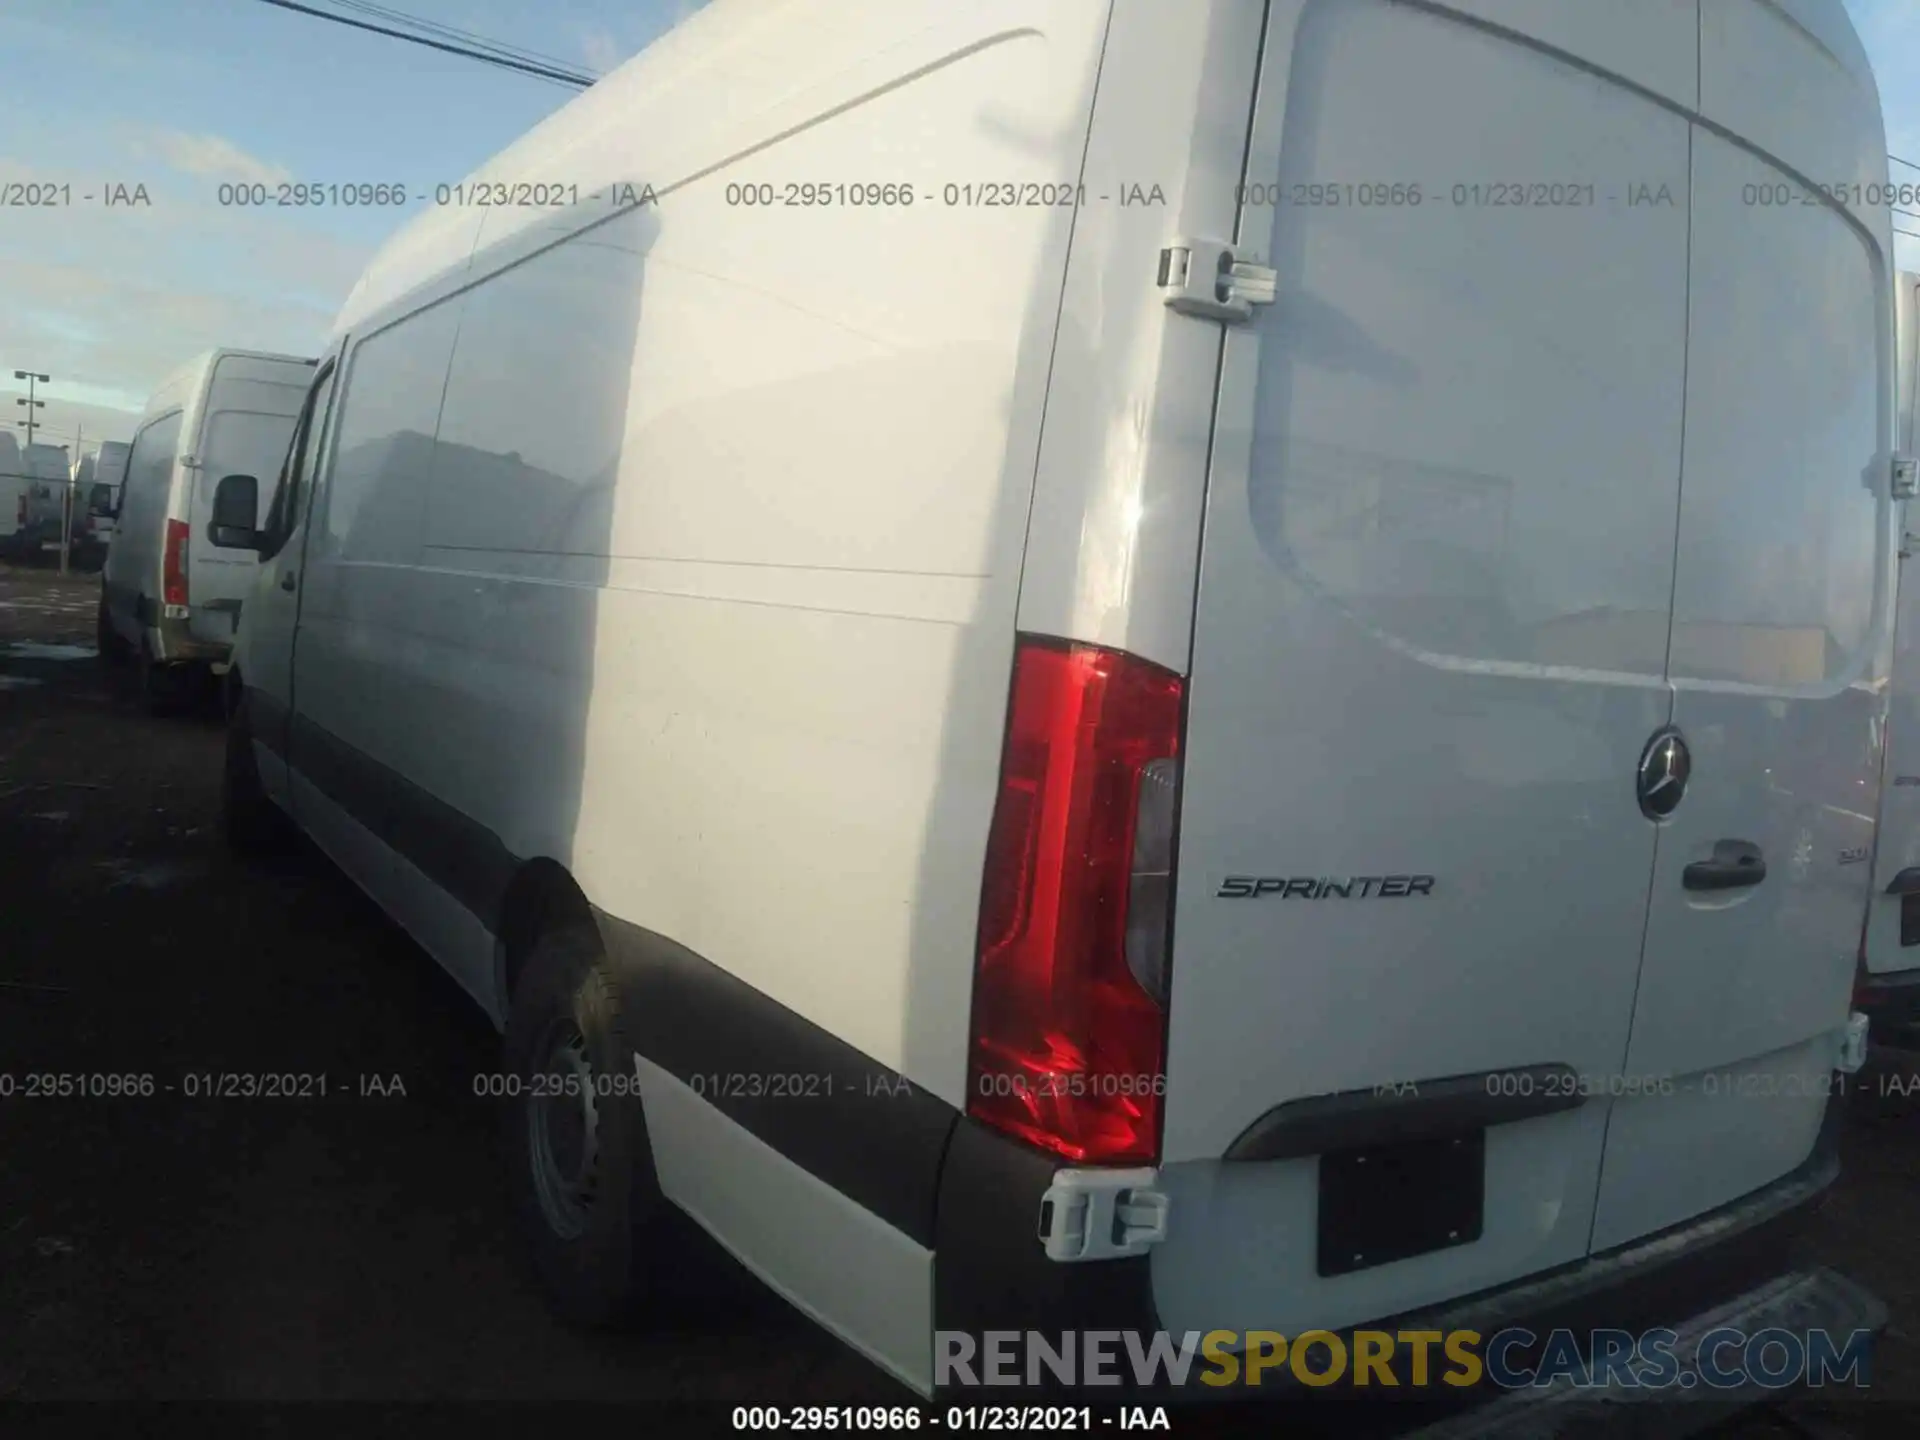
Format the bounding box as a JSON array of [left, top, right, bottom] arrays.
[[0, 559, 1914, 1436]]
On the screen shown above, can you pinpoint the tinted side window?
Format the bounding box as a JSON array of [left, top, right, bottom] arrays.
[[315, 301, 462, 567]]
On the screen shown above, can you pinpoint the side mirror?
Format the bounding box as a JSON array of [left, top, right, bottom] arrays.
[[208, 473, 260, 550]]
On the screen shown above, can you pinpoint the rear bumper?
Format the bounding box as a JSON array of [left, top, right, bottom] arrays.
[[151, 617, 229, 665], [934, 1097, 1881, 1431], [124, 593, 232, 666]]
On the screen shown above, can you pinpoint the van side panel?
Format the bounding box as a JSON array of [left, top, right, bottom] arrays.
[[327, 0, 1114, 1118], [290, 305, 465, 938], [280, 0, 1114, 1386]]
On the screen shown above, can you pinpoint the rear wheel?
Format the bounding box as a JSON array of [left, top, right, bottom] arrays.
[[502, 922, 666, 1326], [223, 688, 292, 856]]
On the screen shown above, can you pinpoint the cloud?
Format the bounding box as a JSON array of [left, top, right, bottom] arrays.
[[0, 148, 370, 440], [147, 130, 293, 188]]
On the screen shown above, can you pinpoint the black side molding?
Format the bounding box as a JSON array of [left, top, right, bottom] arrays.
[[256, 695, 966, 1252], [1223, 1064, 1583, 1163], [933, 1116, 1159, 1354], [596, 909, 960, 1250]]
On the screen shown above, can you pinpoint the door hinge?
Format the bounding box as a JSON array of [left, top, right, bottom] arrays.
[[1158, 237, 1276, 324], [1893, 454, 1917, 500], [1037, 1167, 1170, 1262], [1836, 1011, 1869, 1074]]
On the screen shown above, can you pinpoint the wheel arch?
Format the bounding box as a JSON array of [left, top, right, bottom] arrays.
[[494, 857, 598, 1011]]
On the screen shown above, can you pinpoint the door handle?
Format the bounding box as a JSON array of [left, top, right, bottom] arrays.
[[280, 570, 297, 592], [1683, 839, 1766, 891]]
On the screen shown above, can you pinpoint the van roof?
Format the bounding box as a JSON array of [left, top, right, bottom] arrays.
[[139, 348, 316, 421], [1778, 0, 1880, 94], [330, 0, 1880, 343], [331, 0, 972, 337]]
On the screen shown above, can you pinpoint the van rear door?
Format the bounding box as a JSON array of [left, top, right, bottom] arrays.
[[1591, 6, 1893, 1249], [187, 358, 310, 647], [1156, 0, 1695, 1334], [1864, 271, 1920, 980]]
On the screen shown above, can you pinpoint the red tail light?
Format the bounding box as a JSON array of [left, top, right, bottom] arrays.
[[162, 518, 190, 608], [967, 635, 1185, 1166]]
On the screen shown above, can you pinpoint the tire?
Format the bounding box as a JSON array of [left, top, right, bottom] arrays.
[[223, 689, 292, 856], [502, 922, 666, 1327]]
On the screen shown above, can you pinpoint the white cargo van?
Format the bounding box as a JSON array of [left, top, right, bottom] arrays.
[[20, 443, 70, 553], [88, 439, 132, 548], [1860, 269, 1920, 1034], [99, 349, 314, 708], [0, 431, 26, 560], [223, 0, 1892, 1420]]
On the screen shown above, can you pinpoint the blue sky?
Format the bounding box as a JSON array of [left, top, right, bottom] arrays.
[[0, 0, 699, 451], [0, 0, 1916, 454]]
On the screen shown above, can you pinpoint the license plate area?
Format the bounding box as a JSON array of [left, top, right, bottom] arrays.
[[1316, 1129, 1484, 1277]]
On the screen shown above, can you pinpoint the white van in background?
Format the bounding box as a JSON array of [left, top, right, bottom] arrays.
[[0, 431, 27, 561], [223, 0, 1890, 1422], [20, 443, 71, 554], [1860, 269, 1920, 1036], [99, 349, 314, 708], [88, 439, 132, 550]]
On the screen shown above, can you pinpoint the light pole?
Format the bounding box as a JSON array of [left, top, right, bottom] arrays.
[[59, 422, 83, 576], [13, 370, 48, 454], [12, 371, 52, 568]]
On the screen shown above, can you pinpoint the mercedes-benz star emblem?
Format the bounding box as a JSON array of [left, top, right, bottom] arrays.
[[1637, 727, 1691, 820]]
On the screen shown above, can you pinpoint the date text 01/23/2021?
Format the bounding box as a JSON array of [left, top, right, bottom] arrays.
[[730, 1405, 1171, 1432], [0, 1073, 407, 1100]]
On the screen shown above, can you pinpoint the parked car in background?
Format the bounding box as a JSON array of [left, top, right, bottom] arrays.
[[220, 0, 1891, 1420], [99, 349, 314, 709]]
